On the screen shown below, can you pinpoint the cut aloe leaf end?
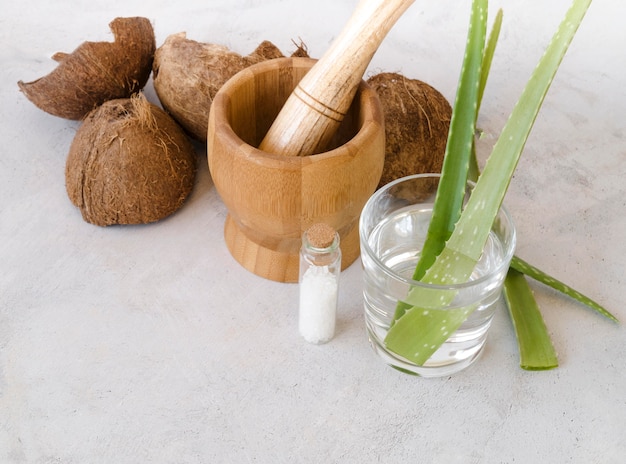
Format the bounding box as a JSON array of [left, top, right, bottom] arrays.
[[504, 268, 559, 370], [385, 300, 476, 367]]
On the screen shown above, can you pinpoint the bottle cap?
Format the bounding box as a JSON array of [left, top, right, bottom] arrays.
[[305, 223, 337, 249]]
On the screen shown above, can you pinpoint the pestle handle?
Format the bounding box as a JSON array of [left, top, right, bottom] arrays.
[[258, 0, 415, 156]]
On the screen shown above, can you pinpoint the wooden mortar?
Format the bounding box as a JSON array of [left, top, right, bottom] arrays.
[[207, 57, 385, 282]]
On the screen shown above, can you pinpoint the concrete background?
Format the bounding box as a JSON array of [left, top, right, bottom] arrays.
[[2, 0, 625, 462]]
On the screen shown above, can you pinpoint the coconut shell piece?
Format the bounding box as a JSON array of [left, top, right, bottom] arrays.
[[18, 17, 155, 120], [153, 34, 302, 141], [65, 94, 196, 226], [367, 72, 451, 189]]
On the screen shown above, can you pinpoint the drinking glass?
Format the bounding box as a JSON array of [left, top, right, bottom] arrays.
[[359, 174, 516, 377]]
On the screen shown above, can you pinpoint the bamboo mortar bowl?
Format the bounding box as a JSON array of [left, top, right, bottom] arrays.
[[207, 57, 385, 282]]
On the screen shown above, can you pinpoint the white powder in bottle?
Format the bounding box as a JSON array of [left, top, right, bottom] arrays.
[[299, 223, 340, 344], [299, 265, 338, 344]]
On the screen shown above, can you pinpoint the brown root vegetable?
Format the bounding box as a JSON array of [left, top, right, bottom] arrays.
[[65, 94, 196, 226], [18, 17, 155, 120], [366, 72, 451, 189], [153, 34, 300, 141]]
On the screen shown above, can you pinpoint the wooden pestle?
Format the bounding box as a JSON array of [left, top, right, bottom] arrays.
[[258, 0, 415, 157]]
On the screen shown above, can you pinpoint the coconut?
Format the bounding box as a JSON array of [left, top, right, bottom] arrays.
[[65, 94, 196, 226], [152, 34, 307, 141], [18, 17, 155, 120], [366, 72, 451, 189]]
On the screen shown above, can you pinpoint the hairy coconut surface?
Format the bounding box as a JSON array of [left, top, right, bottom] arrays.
[[367, 72, 451, 189], [65, 94, 196, 226], [18, 17, 155, 120], [153, 34, 307, 141]]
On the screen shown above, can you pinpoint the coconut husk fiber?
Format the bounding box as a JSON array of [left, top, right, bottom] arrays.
[[65, 94, 196, 226], [152, 33, 308, 141], [18, 17, 155, 120], [367, 72, 451, 189]]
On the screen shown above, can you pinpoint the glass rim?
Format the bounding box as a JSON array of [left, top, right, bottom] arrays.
[[359, 173, 517, 291]]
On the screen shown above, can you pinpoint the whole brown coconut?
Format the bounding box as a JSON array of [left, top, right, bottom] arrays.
[[153, 34, 303, 141], [18, 17, 155, 120], [65, 94, 196, 226], [366, 72, 452, 189]]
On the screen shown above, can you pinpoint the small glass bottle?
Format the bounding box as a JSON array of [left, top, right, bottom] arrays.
[[298, 223, 341, 344]]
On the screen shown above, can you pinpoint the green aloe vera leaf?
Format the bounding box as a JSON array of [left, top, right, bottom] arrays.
[[385, 246, 484, 366], [390, 0, 489, 324], [410, 0, 488, 281], [469, 4, 611, 364], [385, 0, 593, 366], [468, 138, 481, 183], [469, 8, 557, 368], [511, 256, 618, 322], [469, 8, 503, 183], [504, 268, 559, 370], [477, 8, 502, 123]]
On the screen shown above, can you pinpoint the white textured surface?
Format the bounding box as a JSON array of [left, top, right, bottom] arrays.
[[2, 1, 625, 462]]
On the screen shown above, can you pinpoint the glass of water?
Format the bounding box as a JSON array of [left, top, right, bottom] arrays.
[[359, 174, 516, 377]]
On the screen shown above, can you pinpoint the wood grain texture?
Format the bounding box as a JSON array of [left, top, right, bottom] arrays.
[[207, 57, 384, 282], [258, 0, 414, 156]]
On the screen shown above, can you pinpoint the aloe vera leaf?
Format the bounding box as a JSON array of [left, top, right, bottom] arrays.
[[390, 0, 488, 325], [468, 140, 481, 183], [471, 6, 611, 361], [477, 8, 502, 122], [385, 0, 593, 366], [410, 0, 488, 281], [503, 268, 559, 370], [511, 255, 618, 322], [385, 0, 495, 354], [470, 8, 558, 367], [469, 8, 503, 183]]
